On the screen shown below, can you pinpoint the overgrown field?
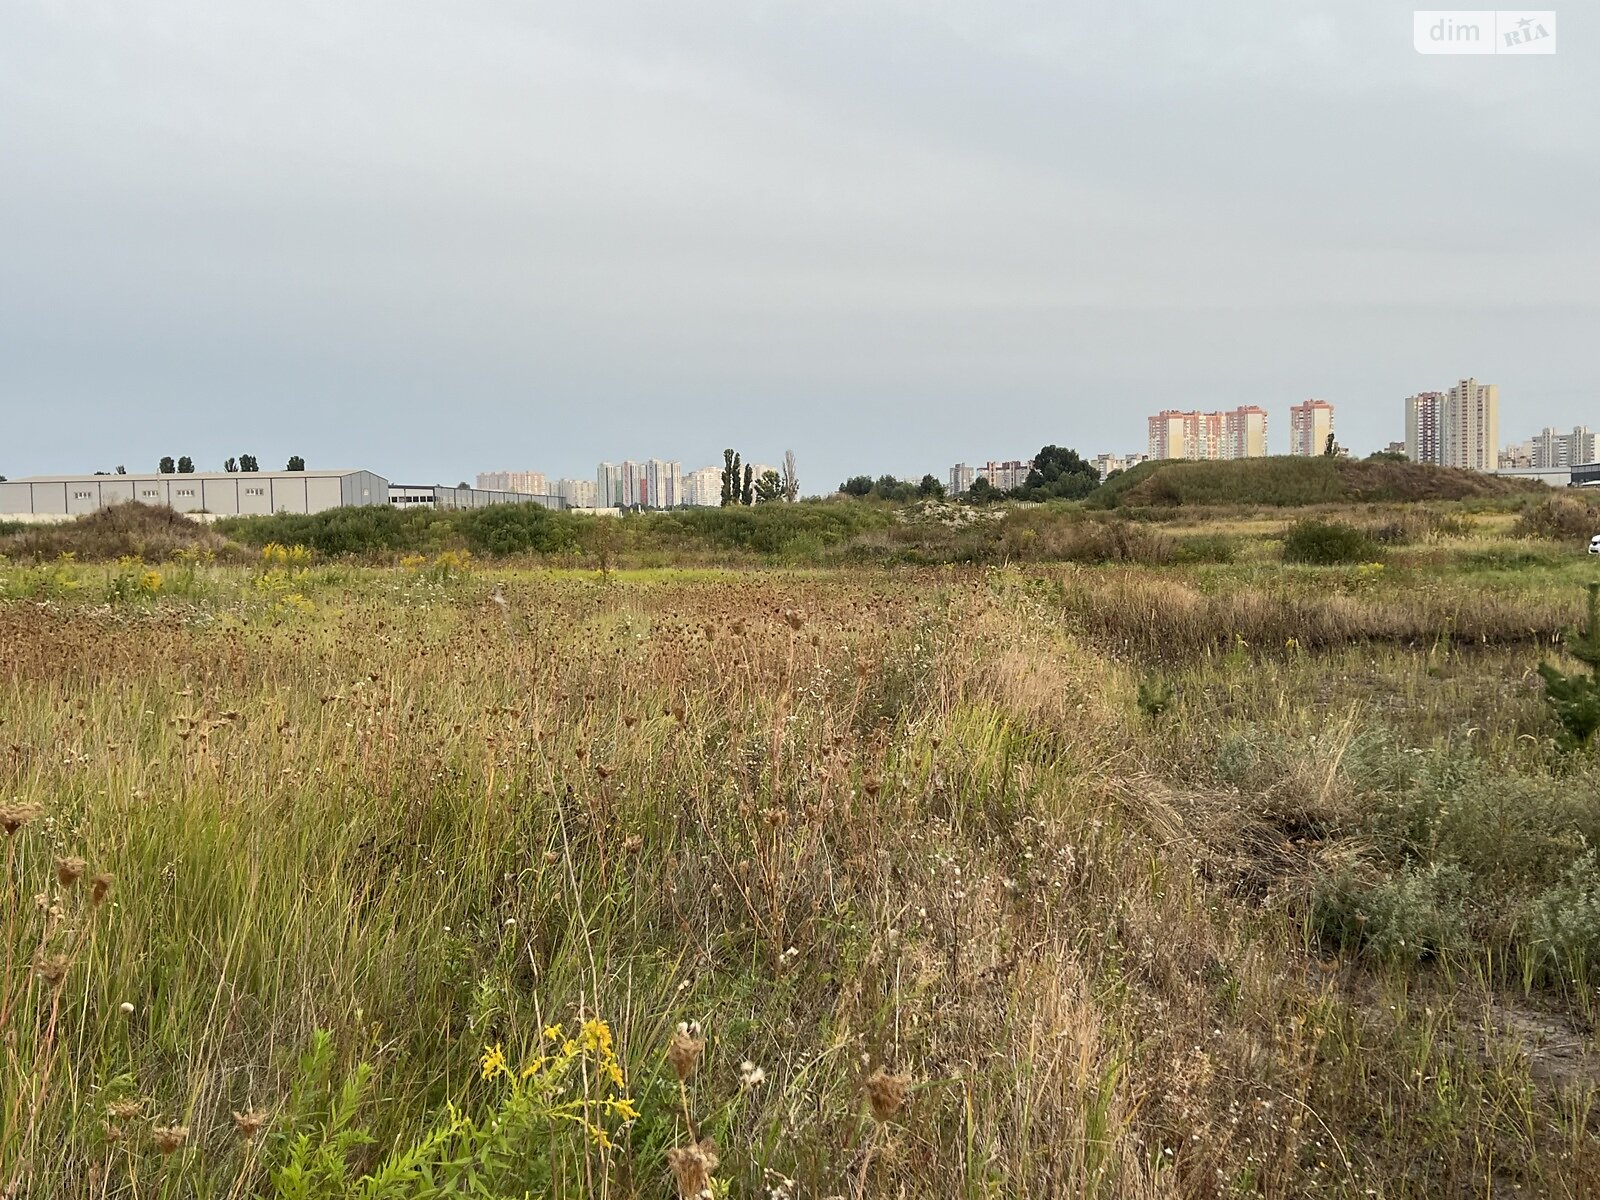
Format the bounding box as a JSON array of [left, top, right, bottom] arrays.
[[2, 527, 1599, 1196]]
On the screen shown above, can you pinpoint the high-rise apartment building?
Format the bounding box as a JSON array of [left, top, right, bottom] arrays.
[[981, 460, 1033, 491], [682, 466, 724, 506], [475, 470, 548, 494], [1288, 400, 1335, 457], [1091, 452, 1147, 479], [1148, 409, 1265, 460], [1442, 378, 1498, 471], [948, 463, 976, 495], [1404, 392, 1444, 465], [1147, 411, 1194, 459], [1405, 381, 1499, 471], [645, 459, 683, 508], [596, 459, 683, 507], [1529, 426, 1597, 469], [1223, 406, 1268, 459], [556, 478, 599, 508]]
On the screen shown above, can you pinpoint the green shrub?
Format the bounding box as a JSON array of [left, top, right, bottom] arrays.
[[1537, 583, 1600, 751], [458, 504, 583, 556], [1281, 519, 1381, 565], [1527, 847, 1600, 983], [1512, 497, 1600, 542], [1315, 861, 1472, 962], [1172, 533, 1239, 564]]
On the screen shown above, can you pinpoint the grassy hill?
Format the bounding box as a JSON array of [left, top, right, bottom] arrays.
[[1090, 455, 1546, 509]]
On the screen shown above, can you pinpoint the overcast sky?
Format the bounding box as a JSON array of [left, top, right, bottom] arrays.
[[2, 2, 1595, 489]]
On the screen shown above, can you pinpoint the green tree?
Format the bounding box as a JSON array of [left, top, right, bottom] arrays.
[[1016, 445, 1099, 501], [159, 456, 176, 474], [287, 455, 306, 471], [754, 469, 783, 503], [965, 477, 1003, 504], [721, 449, 738, 507], [224, 457, 239, 472], [115, 465, 126, 475], [741, 464, 754, 506], [918, 474, 946, 498], [839, 476, 873, 497], [240, 454, 260, 472], [177, 456, 195, 473], [1539, 583, 1600, 751], [1324, 432, 1340, 457]]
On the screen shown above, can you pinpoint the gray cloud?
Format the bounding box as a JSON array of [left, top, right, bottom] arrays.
[[2, 1, 1595, 486]]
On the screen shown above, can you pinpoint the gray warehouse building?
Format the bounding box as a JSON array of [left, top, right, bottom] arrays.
[[0, 470, 390, 517], [391, 484, 564, 511]]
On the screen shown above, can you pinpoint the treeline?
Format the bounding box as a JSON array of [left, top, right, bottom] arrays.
[[839, 445, 1102, 504], [215, 500, 893, 561]]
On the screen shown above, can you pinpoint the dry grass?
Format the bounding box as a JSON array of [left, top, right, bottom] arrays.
[[1, 552, 1596, 1197], [0, 502, 237, 562]]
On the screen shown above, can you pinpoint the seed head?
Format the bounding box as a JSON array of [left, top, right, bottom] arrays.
[[91, 872, 114, 907], [151, 1124, 189, 1155], [119, 1002, 135, 1016], [864, 1066, 911, 1122], [0, 802, 44, 836], [667, 1021, 705, 1081], [232, 1108, 269, 1138], [55, 856, 87, 887], [105, 1099, 145, 1121], [666, 1138, 719, 1199], [34, 953, 70, 987], [622, 834, 643, 854]]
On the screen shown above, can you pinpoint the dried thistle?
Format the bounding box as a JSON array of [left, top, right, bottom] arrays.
[[667, 1021, 705, 1081], [864, 1066, 911, 1122], [666, 1138, 719, 1198], [232, 1108, 269, 1138], [33, 953, 70, 987], [0, 802, 44, 836], [622, 834, 643, 854], [151, 1124, 189, 1155], [105, 1098, 145, 1121], [91, 872, 114, 907], [55, 856, 87, 887]]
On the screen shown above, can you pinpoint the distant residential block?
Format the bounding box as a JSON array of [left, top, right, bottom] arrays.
[[1148, 408, 1267, 460], [1530, 426, 1597, 469], [1287, 400, 1335, 457], [682, 466, 725, 506], [476, 470, 547, 494]]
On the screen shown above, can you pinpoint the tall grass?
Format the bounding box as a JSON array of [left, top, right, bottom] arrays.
[[1, 558, 1596, 1196]]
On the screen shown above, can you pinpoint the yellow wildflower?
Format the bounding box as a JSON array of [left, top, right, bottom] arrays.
[[606, 1096, 640, 1121], [480, 1043, 509, 1080]]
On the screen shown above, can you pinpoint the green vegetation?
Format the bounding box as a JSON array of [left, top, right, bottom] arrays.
[[3, 508, 1600, 1196], [1281, 518, 1383, 565], [1537, 582, 1600, 750], [1090, 456, 1545, 510]]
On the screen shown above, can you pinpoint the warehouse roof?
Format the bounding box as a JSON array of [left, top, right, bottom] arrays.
[[11, 470, 373, 482]]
